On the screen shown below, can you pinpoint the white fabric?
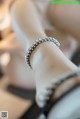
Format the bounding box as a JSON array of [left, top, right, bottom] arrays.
[[48, 87, 80, 119]]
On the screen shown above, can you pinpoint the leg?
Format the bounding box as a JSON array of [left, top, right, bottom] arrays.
[[10, 0, 78, 108], [48, 4, 80, 41], [10, 0, 46, 49]]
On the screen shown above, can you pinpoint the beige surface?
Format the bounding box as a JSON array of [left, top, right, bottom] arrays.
[[0, 89, 32, 119]]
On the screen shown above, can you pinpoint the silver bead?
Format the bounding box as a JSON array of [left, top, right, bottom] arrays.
[[25, 37, 60, 69]]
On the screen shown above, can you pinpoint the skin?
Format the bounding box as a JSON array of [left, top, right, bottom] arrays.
[[48, 4, 80, 41], [10, 0, 78, 108]]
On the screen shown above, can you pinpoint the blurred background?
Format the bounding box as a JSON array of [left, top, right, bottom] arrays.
[[0, 0, 80, 119]]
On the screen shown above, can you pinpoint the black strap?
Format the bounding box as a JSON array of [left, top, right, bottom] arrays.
[[19, 85, 79, 119], [43, 84, 80, 118], [19, 101, 42, 119], [71, 47, 80, 66], [7, 85, 36, 100]]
